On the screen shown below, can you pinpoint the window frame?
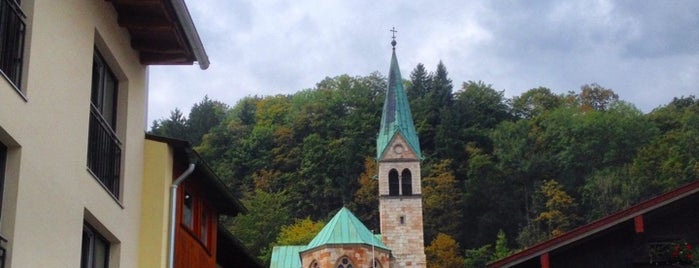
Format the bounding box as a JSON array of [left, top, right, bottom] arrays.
[[0, 0, 27, 93], [180, 184, 213, 250], [81, 223, 110, 268], [86, 48, 122, 199]]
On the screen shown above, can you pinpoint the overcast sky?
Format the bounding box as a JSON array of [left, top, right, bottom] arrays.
[[147, 0, 698, 124]]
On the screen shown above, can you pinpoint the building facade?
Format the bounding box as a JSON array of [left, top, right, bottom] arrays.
[[0, 1, 207, 267]]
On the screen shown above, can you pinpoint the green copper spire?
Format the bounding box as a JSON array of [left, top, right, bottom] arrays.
[[377, 35, 422, 159]]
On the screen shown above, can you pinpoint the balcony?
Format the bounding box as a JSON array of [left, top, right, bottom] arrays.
[[87, 105, 121, 197]]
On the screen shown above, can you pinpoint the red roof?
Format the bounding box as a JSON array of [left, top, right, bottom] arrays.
[[488, 179, 699, 268]]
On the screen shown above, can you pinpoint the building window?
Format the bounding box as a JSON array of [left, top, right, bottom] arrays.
[[336, 256, 354, 268], [183, 191, 193, 229], [399, 215, 405, 225], [388, 169, 399, 196], [87, 49, 121, 198], [81, 224, 109, 268], [401, 169, 412, 195], [373, 259, 381, 268], [200, 207, 208, 245], [181, 186, 212, 247], [0, 0, 26, 89]]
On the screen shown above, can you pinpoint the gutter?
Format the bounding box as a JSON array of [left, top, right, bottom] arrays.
[[169, 0, 210, 70], [167, 161, 196, 268]]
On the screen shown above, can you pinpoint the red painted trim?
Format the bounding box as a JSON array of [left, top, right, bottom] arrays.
[[540, 253, 549, 268], [634, 215, 644, 233], [488, 179, 699, 267]]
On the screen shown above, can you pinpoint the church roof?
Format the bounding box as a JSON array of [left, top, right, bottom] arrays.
[[304, 207, 390, 251], [377, 45, 422, 159], [269, 245, 305, 268]]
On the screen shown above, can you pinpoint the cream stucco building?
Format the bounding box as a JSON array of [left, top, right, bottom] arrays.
[[0, 1, 208, 267]]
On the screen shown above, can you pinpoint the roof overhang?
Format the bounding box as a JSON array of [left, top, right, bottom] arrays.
[[488, 179, 699, 267], [145, 134, 245, 215], [107, 0, 210, 69]]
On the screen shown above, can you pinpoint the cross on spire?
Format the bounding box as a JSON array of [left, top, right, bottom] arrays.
[[390, 27, 397, 49]]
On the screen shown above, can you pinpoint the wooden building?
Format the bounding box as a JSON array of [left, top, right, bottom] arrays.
[[488, 180, 699, 268], [142, 134, 262, 268]]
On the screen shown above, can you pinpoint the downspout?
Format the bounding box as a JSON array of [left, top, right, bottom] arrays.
[[167, 161, 195, 268]]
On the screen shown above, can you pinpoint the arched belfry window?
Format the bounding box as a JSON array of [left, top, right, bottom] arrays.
[[401, 169, 412, 195], [336, 256, 354, 268], [388, 169, 399, 196]]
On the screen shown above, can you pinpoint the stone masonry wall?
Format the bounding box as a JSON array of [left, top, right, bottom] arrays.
[[379, 196, 427, 267], [301, 245, 390, 268]]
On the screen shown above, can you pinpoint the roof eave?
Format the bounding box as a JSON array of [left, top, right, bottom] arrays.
[[169, 0, 209, 70], [488, 179, 699, 267]]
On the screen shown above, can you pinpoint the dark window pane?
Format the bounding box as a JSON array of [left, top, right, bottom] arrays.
[[401, 169, 412, 196], [81, 224, 109, 268], [183, 191, 193, 228], [388, 169, 399, 196]]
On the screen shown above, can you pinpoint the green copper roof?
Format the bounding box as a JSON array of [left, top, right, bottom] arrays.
[[377, 48, 422, 159], [304, 207, 389, 251], [269, 245, 305, 268]]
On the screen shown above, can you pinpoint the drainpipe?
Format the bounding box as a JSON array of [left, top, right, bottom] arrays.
[[167, 161, 195, 268]]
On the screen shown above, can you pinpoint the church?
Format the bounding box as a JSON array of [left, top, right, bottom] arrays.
[[269, 35, 427, 268]]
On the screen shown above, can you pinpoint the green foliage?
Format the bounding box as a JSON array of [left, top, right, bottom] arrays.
[[150, 70, 698, 265], [348, 157, 379, 231], [275, 217, 326, 245], [535, 180, 578, 237], [423, 159, 464, 244], [464, 244, 493, 268], [150, 96, 229, 146], [493, 229, 511, 261], [426, 233, 466, 268], [227, 190, 291, 263]]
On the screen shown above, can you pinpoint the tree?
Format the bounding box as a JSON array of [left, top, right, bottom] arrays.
[[426, 233, 466, 268], [423, 159, 464, 244], [407, 63, 430, 100], [493, 229, 511, 261], [275, 217, 326, 245], [464, 244, 492, 268], [510, 87, 563, 118], [577, 83, 619, 111], [187, 96, 229, 146], [227, 190, 292, 263], [535, 180, 579, 237], [149, 108, 188, 140], [348, 157, 379, 231]]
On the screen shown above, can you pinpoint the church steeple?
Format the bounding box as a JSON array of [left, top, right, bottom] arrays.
[[377, 29, 427, 268], [376, 32, 421, 160]]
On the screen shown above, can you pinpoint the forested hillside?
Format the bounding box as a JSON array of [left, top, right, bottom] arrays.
[[150, 63, 699, 266]]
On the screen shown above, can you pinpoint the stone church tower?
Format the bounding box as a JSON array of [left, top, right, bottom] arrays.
[[377, 35, 427, 267]]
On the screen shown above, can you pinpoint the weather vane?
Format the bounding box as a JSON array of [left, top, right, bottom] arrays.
[[390, 27, 397, 49]]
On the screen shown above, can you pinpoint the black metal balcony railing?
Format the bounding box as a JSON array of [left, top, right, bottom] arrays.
[[0, 234, 7, 268], [0, 0, 26, 88], [87, 105, 121, 197]]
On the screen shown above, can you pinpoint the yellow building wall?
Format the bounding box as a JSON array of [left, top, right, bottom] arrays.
[[139, 140, 174, 268], [0, 0, 147, 267]]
